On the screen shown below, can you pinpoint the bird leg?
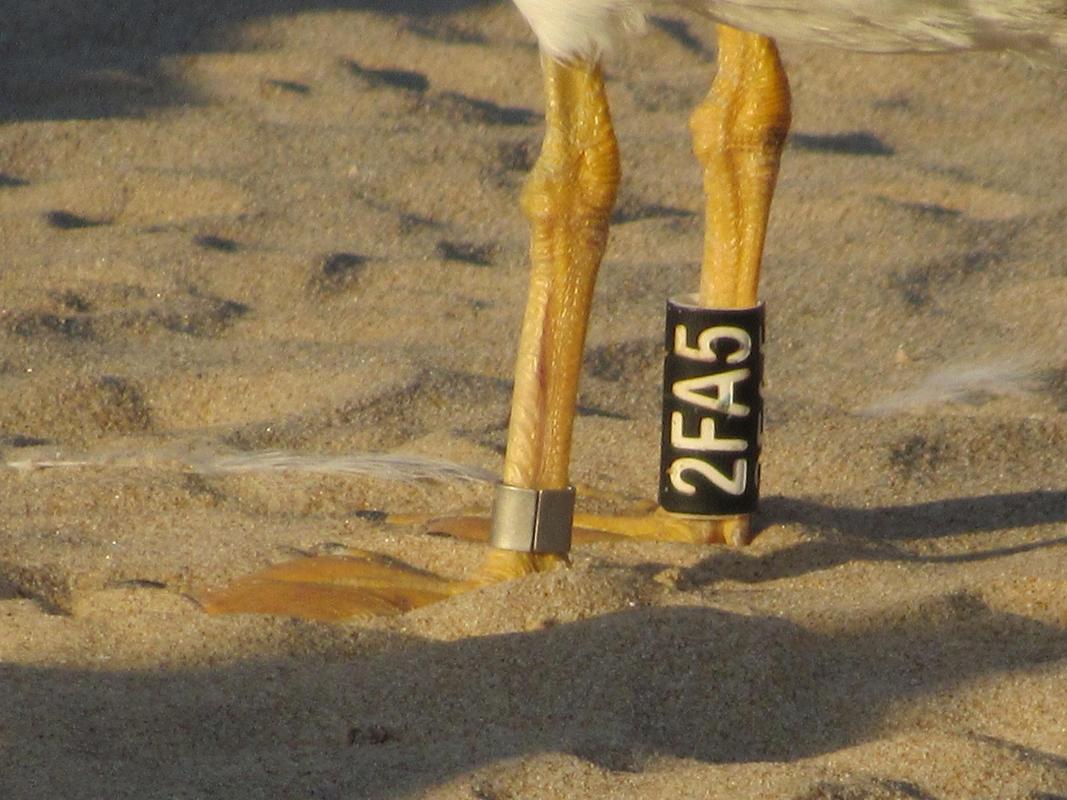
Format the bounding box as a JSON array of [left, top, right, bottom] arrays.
[[199, 56, 620, 617], [378, 30, 790, 555], [476, 54, 620, 582], [396, 30, 791, 549], [678, 25, 790, 545], [694, 25, 791, 309], [200, 35, 790, 620], [573, 25, 790, 547]]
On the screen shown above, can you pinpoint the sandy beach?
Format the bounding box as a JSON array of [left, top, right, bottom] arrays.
[[1, 1, 1066, 797]]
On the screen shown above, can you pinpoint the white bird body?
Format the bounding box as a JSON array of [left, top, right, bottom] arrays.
[[513, 0, 1067, 58]]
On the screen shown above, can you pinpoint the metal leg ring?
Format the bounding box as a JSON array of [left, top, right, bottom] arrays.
[[489, 484, 575, 555]]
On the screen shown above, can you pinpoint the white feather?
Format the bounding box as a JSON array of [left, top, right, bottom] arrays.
[[856, 361, 1043, 417], [195, 451, 495, 483], [512, 0, 648, 59], [511, 0, 1067, 58], [4, 448, 496, 484]]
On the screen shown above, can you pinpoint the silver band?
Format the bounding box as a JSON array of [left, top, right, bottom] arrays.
[[489, 484, 575, 554]]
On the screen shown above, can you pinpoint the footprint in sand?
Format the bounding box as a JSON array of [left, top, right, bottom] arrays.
[[0, 173, 249, 230], [119, 172, 250, 228], [866, 170, 1039, 222]]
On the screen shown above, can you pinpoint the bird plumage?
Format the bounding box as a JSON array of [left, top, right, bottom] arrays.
[[512, 0, 648, 60], [513, 0, 1067, 58]]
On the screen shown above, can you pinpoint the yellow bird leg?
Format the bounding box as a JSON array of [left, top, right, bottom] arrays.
[[682, 25, 791, 546], [547, 27, 790, 548], [475, 55, 620, 581], [383, 36, 787, 553], [535, 28, 789, 548], [694, 25, 791, 309], [502, 56, 620, 490], [200, 57, 620, 620]]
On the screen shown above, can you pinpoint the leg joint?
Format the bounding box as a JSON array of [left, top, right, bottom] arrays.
[[521, 128, 620, 224]]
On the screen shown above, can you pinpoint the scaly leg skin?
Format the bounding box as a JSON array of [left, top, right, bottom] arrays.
[[470, 54, 620, 582], [696, 26, 791, 310], [199, 57, 619, 618], [684, 26, 790, 546], [568, 25, 791, 548]]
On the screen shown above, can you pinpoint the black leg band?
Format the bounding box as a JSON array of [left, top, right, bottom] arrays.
[[658, 296, 764, 516]]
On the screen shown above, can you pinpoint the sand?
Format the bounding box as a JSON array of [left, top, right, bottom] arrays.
[[1, 1, 1066, 798]]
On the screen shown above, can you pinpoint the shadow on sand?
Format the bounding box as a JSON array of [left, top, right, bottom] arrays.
[[2, 595, 1065, 797], [2, 490, 1064, 795], [666, 491, 1067, 590], [0, 0, 496, 122]]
